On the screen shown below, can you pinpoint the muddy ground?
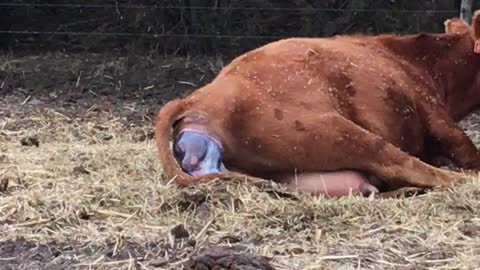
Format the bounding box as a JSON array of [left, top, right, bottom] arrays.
[[1, 51, 480, 270]]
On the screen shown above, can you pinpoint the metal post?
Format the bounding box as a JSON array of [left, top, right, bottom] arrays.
[[460, 0, 473, 24]]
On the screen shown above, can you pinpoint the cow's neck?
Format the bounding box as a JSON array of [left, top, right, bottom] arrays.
[[380, 32, 480, 120]]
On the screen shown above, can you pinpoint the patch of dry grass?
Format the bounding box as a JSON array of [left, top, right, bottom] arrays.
[[1, 103, 480, 270]]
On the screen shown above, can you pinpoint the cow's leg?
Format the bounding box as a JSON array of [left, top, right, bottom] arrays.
[[423, 108, 480, 170], [307, 114, 466, 188]]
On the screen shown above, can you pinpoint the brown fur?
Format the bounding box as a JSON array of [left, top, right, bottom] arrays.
[[155, 13, 480, 191]]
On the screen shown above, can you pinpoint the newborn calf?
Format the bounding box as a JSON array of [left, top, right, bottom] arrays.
[[174, 130, 227, 177]]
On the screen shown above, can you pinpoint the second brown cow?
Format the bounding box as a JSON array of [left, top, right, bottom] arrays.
[[155, 13, 480, 197]]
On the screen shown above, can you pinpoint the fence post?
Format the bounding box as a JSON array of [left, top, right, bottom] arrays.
[[460, 0, 473, 23]]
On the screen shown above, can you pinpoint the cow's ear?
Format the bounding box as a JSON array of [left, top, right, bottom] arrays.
[[471, 10, 480, 53], [444, 18, 470, 34], [471, 10, 480, 40]]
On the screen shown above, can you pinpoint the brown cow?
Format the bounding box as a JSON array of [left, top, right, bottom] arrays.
[[155, 12, 480, 197]]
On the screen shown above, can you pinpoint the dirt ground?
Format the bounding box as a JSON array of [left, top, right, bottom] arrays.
[[1, 51, 480, 270]]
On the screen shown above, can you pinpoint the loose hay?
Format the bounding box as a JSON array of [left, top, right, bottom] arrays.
[[1, 52, 480, 269]]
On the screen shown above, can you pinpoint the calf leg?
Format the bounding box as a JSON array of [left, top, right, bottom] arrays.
[[306, 114, 466, 188], [424, 108, 480, 170]]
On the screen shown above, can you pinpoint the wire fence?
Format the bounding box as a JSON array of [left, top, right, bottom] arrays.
[[0, 1, 472, 56], [0, 3, 462, 13]]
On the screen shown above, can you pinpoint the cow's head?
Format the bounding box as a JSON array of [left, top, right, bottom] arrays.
[[442, 11, 480, 117]]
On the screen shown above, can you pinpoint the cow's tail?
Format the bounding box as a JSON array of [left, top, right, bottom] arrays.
[[154, 99, 195, 186]]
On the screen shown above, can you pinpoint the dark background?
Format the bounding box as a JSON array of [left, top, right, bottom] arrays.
[[1, 0, 478, 58]]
